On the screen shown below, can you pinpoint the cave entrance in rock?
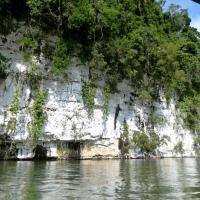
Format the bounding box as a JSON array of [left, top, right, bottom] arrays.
[[0, 134, 16, 160], [67, 141, 81, 159]]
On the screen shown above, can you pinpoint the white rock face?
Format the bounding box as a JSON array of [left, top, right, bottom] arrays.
[[0, 28, 196, 159]]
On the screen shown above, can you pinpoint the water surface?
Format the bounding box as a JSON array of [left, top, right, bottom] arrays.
[[0, 158, 200, 200]]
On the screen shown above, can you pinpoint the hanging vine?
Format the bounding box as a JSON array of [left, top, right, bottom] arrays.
[[82, 80, 96, 116], [28, 89, 47, 144]]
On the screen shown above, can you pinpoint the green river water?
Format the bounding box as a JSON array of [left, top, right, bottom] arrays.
[[0, 158, 200, 200]]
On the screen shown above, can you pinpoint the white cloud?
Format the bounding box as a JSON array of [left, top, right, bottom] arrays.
[[191, 16, 200, 32]]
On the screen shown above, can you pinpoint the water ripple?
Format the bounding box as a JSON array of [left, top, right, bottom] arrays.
[[0, 159, 200, 199]]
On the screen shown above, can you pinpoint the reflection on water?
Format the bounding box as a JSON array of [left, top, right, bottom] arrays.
[[0, 159, 200, 200]]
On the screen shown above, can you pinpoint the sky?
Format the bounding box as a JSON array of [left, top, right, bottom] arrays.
[[164, 0, 200, 31]]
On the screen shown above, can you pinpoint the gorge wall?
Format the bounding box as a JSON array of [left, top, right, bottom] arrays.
[[0, 26, 196, 159]]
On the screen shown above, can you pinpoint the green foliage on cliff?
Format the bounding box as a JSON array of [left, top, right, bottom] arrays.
[[174, 141, 184, 155], [119, 121, 131, 156], [179, 95, 200, 133], [7, 84, 20, 134], [1, 0, 200, 133], [132, 132, 161, 154], [82, 80, 96, 116], [26, 64, 43, 91], [28, 89, 46, 144], [17, 35, 37, 62], [10, 87, 20, 116], [51, 40, 71, 75], [0, 53, 9, 79]]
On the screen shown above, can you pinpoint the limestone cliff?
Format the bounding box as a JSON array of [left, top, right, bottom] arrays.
[[0, 26, 196, 159]]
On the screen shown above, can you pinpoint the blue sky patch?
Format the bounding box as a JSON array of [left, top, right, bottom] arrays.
[[164, 0, 200, 31]]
